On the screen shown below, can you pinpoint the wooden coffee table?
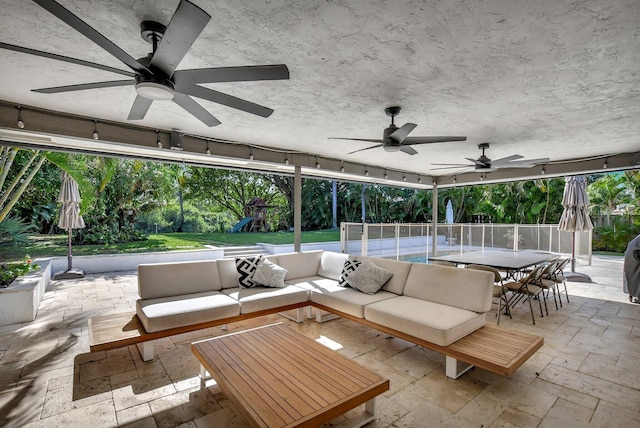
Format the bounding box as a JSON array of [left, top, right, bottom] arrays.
[[192, 323, 389, 428]]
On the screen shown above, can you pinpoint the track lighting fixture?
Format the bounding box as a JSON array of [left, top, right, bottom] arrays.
[[418, 177, 422, 184], [603, 159, 608, 169], [365, 169, 369, 177], [453, 176, 457, 184], [205, 143, 211, 155], [285, 156, 289, 165], [17, 106, 25, 129], [249, 148, 254, 161], [340, 161, 345, 173], [156, 130, 162, 148], [384, 171, 388, 180], [541, 165, 545, 175], [92, 120, 99, 140], [315, 156, 320, 169], [403, 175, 406, 182]]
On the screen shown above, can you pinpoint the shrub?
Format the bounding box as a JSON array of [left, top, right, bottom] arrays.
[[0, 255, 39, 287]]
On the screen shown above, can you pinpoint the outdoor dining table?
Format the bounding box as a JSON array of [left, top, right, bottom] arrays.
[[429, 250, 556, 279]]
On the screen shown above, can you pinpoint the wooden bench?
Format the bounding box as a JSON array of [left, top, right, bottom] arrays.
[[89, 303, 543, 378]]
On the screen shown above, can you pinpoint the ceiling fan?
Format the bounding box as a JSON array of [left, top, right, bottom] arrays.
[[0, 0, 289, 127], [431, 143, 550, 172], [329, 106, 467, 155]]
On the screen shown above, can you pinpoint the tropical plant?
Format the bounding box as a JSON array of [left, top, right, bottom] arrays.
[[0, 217, 34, 245]]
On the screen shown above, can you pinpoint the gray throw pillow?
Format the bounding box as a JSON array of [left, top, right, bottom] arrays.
[[345, 259, 393, 294], [252, 258, 288, 288]]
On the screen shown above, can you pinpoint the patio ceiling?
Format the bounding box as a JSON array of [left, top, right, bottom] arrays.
[[0, 0, 639, 188]]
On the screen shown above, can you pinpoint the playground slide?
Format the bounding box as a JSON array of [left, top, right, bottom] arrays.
[[229, 217, 252, 233]]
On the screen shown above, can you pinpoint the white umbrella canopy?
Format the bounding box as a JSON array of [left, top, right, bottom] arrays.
[[558, 175, 593, 280], [54, 172, 85, 279]]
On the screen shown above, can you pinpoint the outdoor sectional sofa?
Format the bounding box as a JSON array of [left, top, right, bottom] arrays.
[[132, 250, 512, 378]]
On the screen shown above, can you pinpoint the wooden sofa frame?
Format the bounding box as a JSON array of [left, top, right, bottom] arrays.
[[89, 301, 543, 379]]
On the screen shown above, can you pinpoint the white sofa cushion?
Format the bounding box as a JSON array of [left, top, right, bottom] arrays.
[[292, 277, 396, 318], [252, 258, 287, 288], [136, 291, 240, 333], [217, 258, 240, 289], [317, 251, 349, 280], [364, 295, 486, 346], [277, 251, 323, 280], [222, 285, 309, 314], [404, 263, 494, 313], [138, 260, 222, 299]]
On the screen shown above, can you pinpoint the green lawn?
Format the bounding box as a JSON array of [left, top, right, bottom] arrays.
[[0, 230, 341, 261]]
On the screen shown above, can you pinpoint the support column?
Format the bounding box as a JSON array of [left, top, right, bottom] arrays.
[[294, 166, 302, 252], [332, 180, 338, 229], [432, 181, 438, 255]]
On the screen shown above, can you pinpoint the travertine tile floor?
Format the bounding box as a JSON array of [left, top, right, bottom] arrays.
[[1, 255, 639, 427]]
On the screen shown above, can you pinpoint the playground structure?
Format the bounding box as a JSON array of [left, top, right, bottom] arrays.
[[228, 197, 275, 233]]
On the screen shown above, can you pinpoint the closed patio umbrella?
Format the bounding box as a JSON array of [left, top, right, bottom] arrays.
[[53, 172, 85, 280], [445, 199, 454, 224], [558, 175, 593, 282]]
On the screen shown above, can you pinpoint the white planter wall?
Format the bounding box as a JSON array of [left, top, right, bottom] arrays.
[[0, 259, 52, 326]]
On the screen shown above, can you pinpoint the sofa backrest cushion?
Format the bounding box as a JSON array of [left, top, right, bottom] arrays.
[[354, 256, 412, 295], [403, 264, 493, 312], [217, 258, 240, 289], [317, 251, 349, 280], [138, 260, 222, 299], [277, 250, 323, 280]]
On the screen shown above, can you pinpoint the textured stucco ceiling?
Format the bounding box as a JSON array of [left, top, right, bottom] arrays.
[[0, 0, 639, 186]]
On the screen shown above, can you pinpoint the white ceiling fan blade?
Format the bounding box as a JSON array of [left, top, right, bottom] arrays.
[[491, 154, 524, 165], [430, 165, 473, 171]]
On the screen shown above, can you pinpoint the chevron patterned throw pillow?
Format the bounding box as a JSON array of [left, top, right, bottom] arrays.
[[235, 255, 263, 288], [338, 259, 361, 287]]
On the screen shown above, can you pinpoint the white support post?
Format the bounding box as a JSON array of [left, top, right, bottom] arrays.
[[315, 309, 340, 323], [334, 397, 377, 428], [278, 307, 305, 323], [445, 356, 474, 379], [139, 341, 154, 362]]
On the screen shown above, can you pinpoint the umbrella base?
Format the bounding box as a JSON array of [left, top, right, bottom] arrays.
[[564, 271, 592, 283], [53, 268, 85, 280]]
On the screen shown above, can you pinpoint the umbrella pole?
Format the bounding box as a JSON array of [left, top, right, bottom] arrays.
[[565, 230, 592, 283], [571, 231, 576, 273], [67, 228, 73, 270]]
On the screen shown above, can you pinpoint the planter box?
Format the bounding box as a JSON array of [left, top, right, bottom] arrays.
[[0, 259, 52, 326]]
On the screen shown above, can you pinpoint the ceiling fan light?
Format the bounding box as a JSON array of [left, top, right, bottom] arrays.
[[135, 82, 175, 101], [384, 145, 401, 152]]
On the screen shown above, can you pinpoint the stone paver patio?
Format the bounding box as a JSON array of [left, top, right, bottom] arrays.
[[1, 255, 639, 427]]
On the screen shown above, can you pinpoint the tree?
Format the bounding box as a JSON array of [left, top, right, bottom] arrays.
[[186, 168, 287, 230], [0, 147, 46, 223]]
